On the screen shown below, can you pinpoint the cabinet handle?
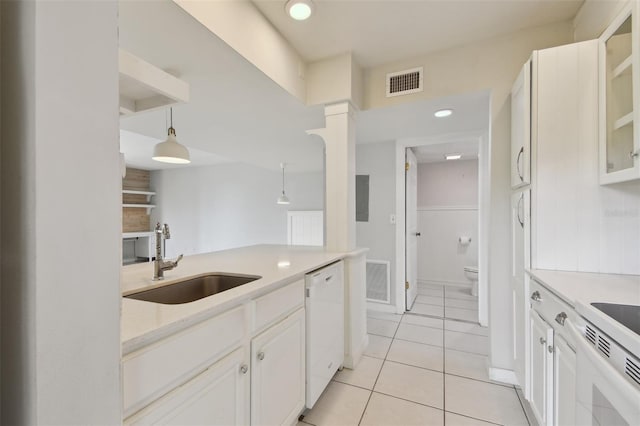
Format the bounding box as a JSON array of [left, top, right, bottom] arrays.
[[516, 147, 524, 181], [555, 312, 567, 326], [517, 193, 524, 229], [257, 352, 265, 361], [531, 291, 542, 302], [539, 337, 546, 345], [325, 275, 333, 282], [630, 150, 639, 160], [548, 345, 554, 354], [240, 364, 248, 374]]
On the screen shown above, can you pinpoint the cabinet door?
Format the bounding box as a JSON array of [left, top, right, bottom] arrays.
[[511, 59, 531, 188], [125, 347, 250, 425], [251, 308, 305, 426], [554, 335, 576, 426], [529, 310, 553, 426]]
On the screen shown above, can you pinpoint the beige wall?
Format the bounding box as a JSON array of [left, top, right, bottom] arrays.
[[573, 0, 629, 41], [363, 21, 574, 371]]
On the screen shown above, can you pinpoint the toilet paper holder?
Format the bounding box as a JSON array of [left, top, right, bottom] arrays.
[[458, 236, 472, 245]]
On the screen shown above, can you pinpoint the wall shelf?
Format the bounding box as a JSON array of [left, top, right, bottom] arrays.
[[612, 54, 632, 79], [123, 231, 155, 239], [613, 112, 633, 130], [122, 204, 156, 214], [122, 189, 156, 202], [119, 49, 190, 116]]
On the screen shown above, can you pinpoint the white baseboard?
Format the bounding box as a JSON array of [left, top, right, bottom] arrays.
[[366, 301, 397, 313], [418, 279, 471, 289], [489, 368, 519, 386]]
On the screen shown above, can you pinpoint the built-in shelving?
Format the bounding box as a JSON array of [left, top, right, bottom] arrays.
[[122, 203, 156, 214], [612, 55, 632, 78], [613, 112, 634, 130], [122, 190, 156, 202]]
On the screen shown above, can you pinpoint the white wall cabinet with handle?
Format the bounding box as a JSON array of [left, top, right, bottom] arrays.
[[511, 60, 532, 189], [529, 309, 553, 425]]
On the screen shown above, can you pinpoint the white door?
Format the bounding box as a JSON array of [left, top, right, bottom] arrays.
[[251, 308, 305, 426], [511, 190, 529, 389], [554, 335, 576, 426], [530, 310, 553, 426], [405, 148, 418, 310], [511, 59, 531, 188], [125, 347, 249, 425]]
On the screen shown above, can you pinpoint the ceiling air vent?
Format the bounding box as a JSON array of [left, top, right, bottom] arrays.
[[386, 67, 423, 97]]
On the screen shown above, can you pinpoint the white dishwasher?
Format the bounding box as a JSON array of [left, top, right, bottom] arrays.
[[305, 260, 344, 409]]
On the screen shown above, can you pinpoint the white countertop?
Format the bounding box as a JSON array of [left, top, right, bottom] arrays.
[[121, 245, 358, 354], [528, 269, 640, 356]]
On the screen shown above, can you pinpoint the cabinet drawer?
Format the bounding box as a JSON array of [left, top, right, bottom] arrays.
[[123, 306, 246, 417], [253, 279, 304, 333], [529, 279, 576, 347]]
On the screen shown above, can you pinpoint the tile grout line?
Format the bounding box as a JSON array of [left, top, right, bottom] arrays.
[[514, 385, 533, 426]]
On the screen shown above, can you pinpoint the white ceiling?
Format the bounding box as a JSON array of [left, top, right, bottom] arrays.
[[118, 0, 570, 173], [252, 0, 583, 67]]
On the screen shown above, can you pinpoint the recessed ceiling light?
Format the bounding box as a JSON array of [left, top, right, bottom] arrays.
[[434, 109, 453, 118], [285, 0, 314, 20], [445, 154, 462, 160]]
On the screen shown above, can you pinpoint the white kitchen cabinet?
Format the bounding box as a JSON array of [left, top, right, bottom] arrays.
[[529, 310, 554, 426], [251, 308, 305, 426], [599, 1, 640, 184], [511, 60, 532, 188], [553, 334, 576, 426], [125, 347, 249, 425]]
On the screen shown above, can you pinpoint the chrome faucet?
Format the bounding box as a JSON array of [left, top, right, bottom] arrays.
[[153, 222, 183, 281]]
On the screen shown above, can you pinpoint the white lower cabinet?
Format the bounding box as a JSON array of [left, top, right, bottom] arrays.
[[530, 310, 554, 425], [553, 335, 576, 426], [251, 308, 305, 426], [125, 347, 250, 425]]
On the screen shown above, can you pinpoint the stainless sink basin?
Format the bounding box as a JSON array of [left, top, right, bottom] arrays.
[[125, 273, 261, 304]]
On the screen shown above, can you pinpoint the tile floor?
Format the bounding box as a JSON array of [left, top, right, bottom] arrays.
[[411, 282, 479, 323], [298, 283, 533, 426]]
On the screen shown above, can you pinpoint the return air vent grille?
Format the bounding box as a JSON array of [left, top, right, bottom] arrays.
[[366, 260, 391, 304], [597, 336, 611, 357], [626, 358, 640, 386], [585, 325, 597, 345], [386, 67, 423, 97]]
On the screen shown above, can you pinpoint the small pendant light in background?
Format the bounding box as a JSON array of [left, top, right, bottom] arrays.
[[277, 163, 291, 205], [152, 107, 191, 164]]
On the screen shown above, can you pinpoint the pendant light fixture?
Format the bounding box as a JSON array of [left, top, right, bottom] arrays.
[[152, 108, 191, 164], [277, 163, 290, 205]]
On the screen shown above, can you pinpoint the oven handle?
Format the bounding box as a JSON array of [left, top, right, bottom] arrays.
[[565, 319, 639, 396]]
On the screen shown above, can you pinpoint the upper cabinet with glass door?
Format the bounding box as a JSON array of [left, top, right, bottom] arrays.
[[599, 1, 640, 184]]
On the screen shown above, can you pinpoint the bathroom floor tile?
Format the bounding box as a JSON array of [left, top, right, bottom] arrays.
[[395, 322, 443, 346], [445, 375, 528, 425], [444, 349, 507, 385], [364, 334, 393, 359], [334, 355, 384, 390], [360, 392, 444, 426], [445, 298, 478, 310], [416, 295, 445, 306], [387, 338, 443, 372], [410, 302, 444, 317], [367, 310, 403, 323], [302, 381, 370, 426], [444, 412, 499, 425], [445, 286, 477, 300], [444, 319, 488, 336], [444, 330, 488, 355], [445, 307, 479, 322], [367, 317, 399, 338], [402, 314, 444, 330], [374, 360, 444, 408]]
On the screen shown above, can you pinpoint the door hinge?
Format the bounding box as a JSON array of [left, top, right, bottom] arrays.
[[405, 281, 410, 289], [405, 162, 410, 171]]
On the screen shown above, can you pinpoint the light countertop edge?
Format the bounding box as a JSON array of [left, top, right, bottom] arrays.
[[121, 245, 356, 354]]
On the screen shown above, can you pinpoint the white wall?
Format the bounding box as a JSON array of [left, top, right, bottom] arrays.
[[1, 1, 121, 423], [364, 21, 575, 371], [151, 164, 324, 258], [355, 142, 397, 306], [417, 160, 479, 285], [573, 0, 628, 41]]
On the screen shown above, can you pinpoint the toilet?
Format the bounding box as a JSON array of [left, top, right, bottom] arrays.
[[464, 266, 479, 296]]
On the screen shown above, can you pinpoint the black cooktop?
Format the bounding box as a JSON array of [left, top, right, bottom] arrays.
[[592, 303, 640, 336]]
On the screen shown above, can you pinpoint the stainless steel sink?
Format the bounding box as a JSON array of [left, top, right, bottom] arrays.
[[125, 273, 261, 304]]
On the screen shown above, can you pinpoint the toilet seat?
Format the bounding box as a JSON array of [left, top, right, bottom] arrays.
[[464, 266, 478, 274]]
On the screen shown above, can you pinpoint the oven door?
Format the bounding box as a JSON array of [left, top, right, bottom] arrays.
[[566, 318, 640, 426]]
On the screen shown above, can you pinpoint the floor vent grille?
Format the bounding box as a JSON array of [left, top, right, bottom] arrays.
[[386, 67, 423, 97], [366, 260, 391, 304]]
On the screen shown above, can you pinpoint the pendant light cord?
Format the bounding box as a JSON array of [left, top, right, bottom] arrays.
[[282, 165, 286, 194]]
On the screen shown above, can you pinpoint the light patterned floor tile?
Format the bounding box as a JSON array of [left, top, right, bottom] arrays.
[[444, 412, 498, 425], [402, 314, 444, 330], [444, 330, 488, 355], [395, 322, 443, 346], [364, 334, 393, 359], [445, 349, 501, 384], [416, 295, 445, 306], [374, 361, 444, 408], [367, 310, 403, 323], [445, 286, 477, 300], [445, 298, 478, 310], [367, 317, 399, 338], [302, 381, 370, 426], [445, 375, 528, 425], [334, 355, 384, 390], [387, 339, 443, 372], [361, 392, 444, 426], [418, 287, 444, 297], [444, 319, 488, 336], [445, 307, 479, 322], [410, 302, 444, 317]]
